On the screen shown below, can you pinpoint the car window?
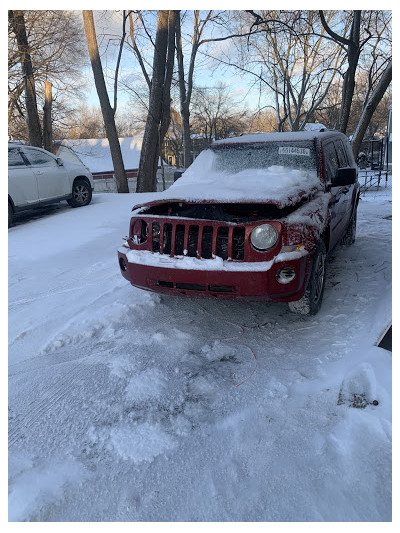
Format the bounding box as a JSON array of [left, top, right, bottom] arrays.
[[8, 148, 26, 168], [212, 142, 318, 175], [23, 148, 57, 167], [323, 142, 339, 180], [334, 140, 349, 167]]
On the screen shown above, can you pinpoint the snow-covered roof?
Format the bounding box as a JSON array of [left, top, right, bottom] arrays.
[[304, 123, 328, 131], [59, 136, 144, 173], [212, 130, 337, 145]]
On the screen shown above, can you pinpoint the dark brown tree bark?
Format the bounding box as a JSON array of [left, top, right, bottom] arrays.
[[43, 80, 52, 152], [82, 10, 129, 193], [136, 10, 177, 192], [9, 10, 42, 147], [176, 13, 193, 169], [351, 60, 392, 158], [319, 10, 365, 134]]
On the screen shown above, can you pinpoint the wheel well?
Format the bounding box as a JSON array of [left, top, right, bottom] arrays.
[[320, 229, 330, 252], [73, 176, 91, 186]]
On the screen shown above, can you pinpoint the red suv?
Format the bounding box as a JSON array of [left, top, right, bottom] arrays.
[[118, 131, 359, 315]]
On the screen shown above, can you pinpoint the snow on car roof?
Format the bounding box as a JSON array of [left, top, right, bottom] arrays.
[[211, 130, 342, 146]]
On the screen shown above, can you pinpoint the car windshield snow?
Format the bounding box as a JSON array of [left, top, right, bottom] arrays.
[[211, 142, 318, 175]]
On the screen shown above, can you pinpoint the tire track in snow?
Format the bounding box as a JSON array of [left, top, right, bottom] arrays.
[[8, 359, 92, 449]]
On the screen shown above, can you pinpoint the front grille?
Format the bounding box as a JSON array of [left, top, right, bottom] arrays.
[[151, 220, 245, 260]]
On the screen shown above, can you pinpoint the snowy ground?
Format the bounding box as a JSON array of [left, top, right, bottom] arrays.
[[8, 184, 392, 522]]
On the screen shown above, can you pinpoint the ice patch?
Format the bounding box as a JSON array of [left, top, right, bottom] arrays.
[[109, 422, 176, 463]]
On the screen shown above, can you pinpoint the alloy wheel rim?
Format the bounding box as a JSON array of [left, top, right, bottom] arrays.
[[74, 185, 88, 204]]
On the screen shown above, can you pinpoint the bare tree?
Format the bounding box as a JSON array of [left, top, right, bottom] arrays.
[[176, 10, 266, 166], [191, 84, 249, 141], [82, 10, 129, 193], [318, 10, 374, 134], [8, 10, 86, 142], [136, 10, 177, 192], [232, 10, 347, 132], [8, 10, 42, 146], [351, 59, 392, 157]]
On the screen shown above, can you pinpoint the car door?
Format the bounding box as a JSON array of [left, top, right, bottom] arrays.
[[334, 138, 354, 229], [8, 147, 39, 207], [22, 147, 70, 201], [324, 141, 348, 247]]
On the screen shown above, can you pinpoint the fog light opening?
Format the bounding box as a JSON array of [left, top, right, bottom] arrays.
[[276, 267, 296, 284], [119, 257, 128, 272]]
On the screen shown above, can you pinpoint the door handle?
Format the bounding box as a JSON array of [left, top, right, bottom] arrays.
[[34, 170, 44, 175], [342, 187, 350, 194]]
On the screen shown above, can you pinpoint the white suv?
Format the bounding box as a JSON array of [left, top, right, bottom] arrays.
[[8, 142, 95, 226]]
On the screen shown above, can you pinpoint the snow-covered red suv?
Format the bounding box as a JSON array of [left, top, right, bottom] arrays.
[[118, 131, 359, 315]]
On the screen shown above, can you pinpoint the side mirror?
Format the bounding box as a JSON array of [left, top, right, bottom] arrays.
[[56, 157, 64, 166], [331, 167, 357, 187]]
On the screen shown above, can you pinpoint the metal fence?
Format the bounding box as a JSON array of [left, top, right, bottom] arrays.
[[358, 168, 392, 194]]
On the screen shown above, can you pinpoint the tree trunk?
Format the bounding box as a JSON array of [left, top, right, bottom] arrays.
[[9, 10, 42, 147], [319, 10, 362, 135], [176, 13, 193, 168], [82, 10, 129, 193], [136, 10, 176, 192], [43, 80, 52, 152], [351, 60, 392, 159]]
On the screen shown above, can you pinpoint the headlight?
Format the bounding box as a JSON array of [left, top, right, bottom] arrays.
[[250, 224, 278, 251], [131, 219, 148, 244]]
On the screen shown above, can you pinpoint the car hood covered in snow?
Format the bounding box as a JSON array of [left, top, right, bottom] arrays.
[[133, 149, 322, 212]]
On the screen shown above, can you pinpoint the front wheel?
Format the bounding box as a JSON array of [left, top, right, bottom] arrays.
[[288, 241, 326, 316], [68, 179, 92, 208]]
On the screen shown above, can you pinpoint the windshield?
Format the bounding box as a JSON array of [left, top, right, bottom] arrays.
[[211, 142, 317, 175]]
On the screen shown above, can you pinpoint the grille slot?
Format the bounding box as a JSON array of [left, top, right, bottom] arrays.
[[216, 227, 229, 259], [208, 285, 234, 293], [176, 283, 206, 291], [157, 280, 173, 288], [187, 225, 199, 257]]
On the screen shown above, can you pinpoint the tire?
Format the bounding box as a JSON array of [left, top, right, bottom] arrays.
[[8, 202, 13, 228], [341, 210, 357, 246], [67, 178, 92, 208], [288, 241, 326, 316]]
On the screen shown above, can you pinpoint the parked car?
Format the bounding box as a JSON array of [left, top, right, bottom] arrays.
[[8, 142, 94, 226], [118, 130, 359, 315]]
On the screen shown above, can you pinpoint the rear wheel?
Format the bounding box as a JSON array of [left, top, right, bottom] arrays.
[[288, 241, 326, 316], [341, 210, 357, 245], [68, 179, 92, 208]]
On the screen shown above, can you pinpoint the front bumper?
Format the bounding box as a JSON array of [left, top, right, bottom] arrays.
[[118, 247, 311, 302]]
